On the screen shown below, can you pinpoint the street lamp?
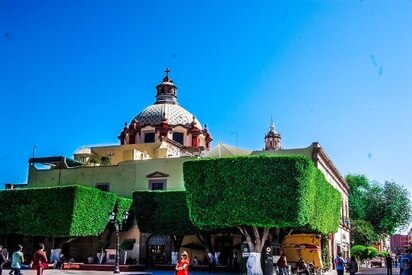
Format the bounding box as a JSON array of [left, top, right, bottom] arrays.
[[109, 210, 130, 274]]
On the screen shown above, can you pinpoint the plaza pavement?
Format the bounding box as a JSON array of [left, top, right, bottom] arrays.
[[7, 270, 232, 275], [5, 267, 401, 275], [0, 270, 357, 275]]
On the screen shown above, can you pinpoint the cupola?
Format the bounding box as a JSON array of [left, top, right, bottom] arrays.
[[264, 121, 281, 150]]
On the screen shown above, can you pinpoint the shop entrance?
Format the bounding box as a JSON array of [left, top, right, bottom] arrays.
[[147, 234, 166, 264]]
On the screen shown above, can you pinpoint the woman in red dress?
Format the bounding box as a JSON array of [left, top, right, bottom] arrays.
[[175, 251, 190, 275], [33, 243, 48, 275]]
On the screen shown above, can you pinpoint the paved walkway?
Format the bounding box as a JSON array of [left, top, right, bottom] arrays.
[[6, 267, 400, 275], [11, 271, 235, 275]]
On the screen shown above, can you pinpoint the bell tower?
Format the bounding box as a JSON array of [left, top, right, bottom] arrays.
[[264, 121, 281, 150]]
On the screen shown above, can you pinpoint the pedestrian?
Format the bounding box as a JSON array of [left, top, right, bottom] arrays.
[[0, 245, 7, 275], [175, 251, 189, 275], [296, 258, 309, 275], [346, 255, 358, 275], [276, 252, 288, 275], [208, 251, 216, 272], [334, 252, 346, 275], [11, 245, 24, 275], [192, 256, 199, 266], [385, 254, 393, 275], [233, 251, 239, 271], [399, 252, 412, 275], [33, 243, 48, 275]]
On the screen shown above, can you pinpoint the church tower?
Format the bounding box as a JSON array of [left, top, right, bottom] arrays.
[[264, 120, 281, 150]]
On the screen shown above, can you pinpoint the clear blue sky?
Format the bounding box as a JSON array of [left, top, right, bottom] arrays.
[[1, 0, 411, 200]]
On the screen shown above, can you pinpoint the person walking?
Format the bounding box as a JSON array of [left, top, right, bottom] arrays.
[[296, 258, 309, 275], [33, 243, 48, 275], [175, 251, 190, 275], [208, 251, 216, 273], [385, 254, 393, 275], [346, 256, 358, 275], [334, 252, 346, 275], [276, 252, 288, 275], [11, 245, 24, 275]]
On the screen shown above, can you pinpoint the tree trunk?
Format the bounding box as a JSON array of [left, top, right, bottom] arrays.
[[237, 226, 270, 275], [171, 251, 179, 264], [197, 234, 212, 254], [247, 252, 263, 275], [123, 251, 128, 265]]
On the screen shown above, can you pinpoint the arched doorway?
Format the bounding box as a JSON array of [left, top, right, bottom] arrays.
[[147, 234, 167, 265]]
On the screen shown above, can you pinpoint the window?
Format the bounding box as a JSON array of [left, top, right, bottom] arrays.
[[172, 132, 184, 145], [145, 132, 155, 143], [96, 183, 110, 192], [129, 134, 136, 144], [149, 179, 167, 190]]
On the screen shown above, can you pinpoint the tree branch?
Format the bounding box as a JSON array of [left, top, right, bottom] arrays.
[[238, 226, 255, 251]]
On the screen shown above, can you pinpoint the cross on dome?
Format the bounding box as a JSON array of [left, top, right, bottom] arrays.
[[163, 68, 172, 82]]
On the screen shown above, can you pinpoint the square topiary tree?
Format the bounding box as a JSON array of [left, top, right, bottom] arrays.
[[183, 155, 341, 275]]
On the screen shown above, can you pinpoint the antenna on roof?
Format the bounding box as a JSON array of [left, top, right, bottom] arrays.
[[32, 145, 36, 159]]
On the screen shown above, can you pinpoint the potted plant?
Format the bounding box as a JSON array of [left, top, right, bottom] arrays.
[[96, 240, 109, 264], [120, 239, 135, 264]]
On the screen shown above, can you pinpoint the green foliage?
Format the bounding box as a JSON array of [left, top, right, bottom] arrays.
[[351, 245, 366, 258], [321, 237, 331, 270], [115, 196, 133, 223], [100, 156, 110, 166], [133, 190, 200, 235], [346, 174, 369, 220], [350, 219, 378, 245], [0, 185, 131, 237], [120, 239, 135, 250], [376, 181, 412, 234], [183, 155, 341, 234], [351, 245, 378, 260], [379, 251, 389, 257], [97, 240, 109, 252], [348, 174, 412, 236], [364, 246, 378, 259]]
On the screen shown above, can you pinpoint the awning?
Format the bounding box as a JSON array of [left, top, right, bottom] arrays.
[[293, 244, 320, 251], [29, 156, 83, 168]]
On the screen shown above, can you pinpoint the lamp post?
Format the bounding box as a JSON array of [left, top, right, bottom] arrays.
[[109, 210, 129, 274]]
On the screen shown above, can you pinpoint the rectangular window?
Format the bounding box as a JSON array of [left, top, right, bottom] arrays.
[[149, 179, 167, 190], [129, 134, 136, 144], [172, 132, 184, 145], [96, 183, 110, 192], [144, 132, 155, 143]]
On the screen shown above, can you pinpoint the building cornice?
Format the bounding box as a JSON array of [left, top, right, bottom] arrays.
[[311, 142, 349, 195]]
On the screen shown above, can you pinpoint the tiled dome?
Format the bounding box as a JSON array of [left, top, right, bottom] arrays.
[[133, 103, 202, 129], [118, 69, 212, 150]]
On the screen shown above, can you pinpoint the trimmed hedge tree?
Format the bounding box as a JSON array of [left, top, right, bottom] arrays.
[[134, 190, 199, 235], [134, 190, 232, 261], [184, 155, 341, 275], [134, 190, 201, 261], [0, 185, 132, 237]]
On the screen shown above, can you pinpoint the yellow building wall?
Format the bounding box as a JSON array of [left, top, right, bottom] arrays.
[[28, 157, 190, 197]]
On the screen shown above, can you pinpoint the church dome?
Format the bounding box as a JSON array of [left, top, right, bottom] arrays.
[[118, 69, 212, 152], [133, 103, 202, 129], [131, 68, 201, 128]]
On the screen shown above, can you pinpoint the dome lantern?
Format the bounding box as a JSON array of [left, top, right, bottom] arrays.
[[155, 68, 178, 104]]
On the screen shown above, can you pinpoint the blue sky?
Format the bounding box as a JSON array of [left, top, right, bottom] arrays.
[[1, 0, 411, 204]]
